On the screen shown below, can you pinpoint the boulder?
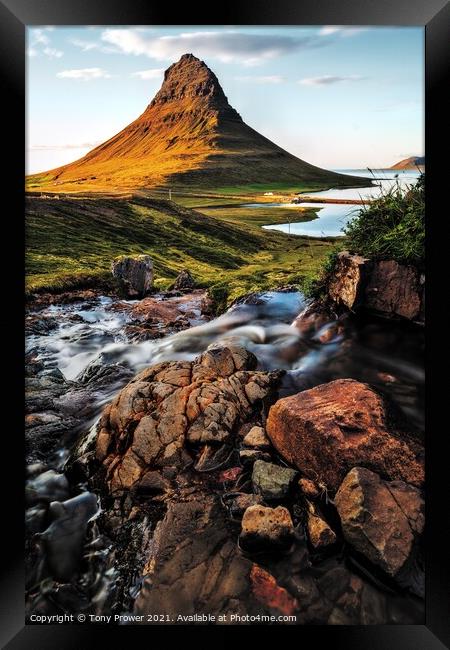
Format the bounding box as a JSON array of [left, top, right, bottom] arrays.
[[328, 251, 370, 310], [325, 251, 425, 322], [334, 467, 424, 576], [266, 379, 424, 492], [239, 504, 294, 552], [95, 346, 281, 494], [252, 460, 297, 501], [111, 255, 153, 298], [364, 260, 423, 321], [169, 269, 196, 291]]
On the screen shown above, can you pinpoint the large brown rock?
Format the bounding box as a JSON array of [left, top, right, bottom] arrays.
[[328, 251, 369, 310], [334, 467, 424, 576], [364, 260, 423, 321], [96, 346, 281, 494], [266, 379, 424, 491]]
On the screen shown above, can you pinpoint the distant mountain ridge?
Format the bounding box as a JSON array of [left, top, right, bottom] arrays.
[[27, 53, 367, 192], [390, 156, 425, 170]]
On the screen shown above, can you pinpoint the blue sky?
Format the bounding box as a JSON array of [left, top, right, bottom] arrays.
[[26, 26, 424, 174]]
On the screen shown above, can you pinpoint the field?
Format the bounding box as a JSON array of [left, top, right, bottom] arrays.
[[25, 191, 337, 305]]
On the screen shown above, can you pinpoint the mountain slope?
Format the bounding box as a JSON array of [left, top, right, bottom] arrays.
[[27, 54, 367, 193], [390, 156, 425, 170]]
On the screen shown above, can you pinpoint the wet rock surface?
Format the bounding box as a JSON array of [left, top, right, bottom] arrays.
[[24, 289, 425, 625]]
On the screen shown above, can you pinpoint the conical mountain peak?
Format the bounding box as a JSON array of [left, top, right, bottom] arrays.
[[28, 54, 360, 192], [148, 53, 237, 116]]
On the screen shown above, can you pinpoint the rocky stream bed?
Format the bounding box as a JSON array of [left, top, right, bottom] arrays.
[[25, 279, 425, 625]]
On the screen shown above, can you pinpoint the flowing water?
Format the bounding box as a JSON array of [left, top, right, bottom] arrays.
[[25, 290, 425, 621]]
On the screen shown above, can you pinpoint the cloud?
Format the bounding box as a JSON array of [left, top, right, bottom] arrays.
[[234, 75, 284, 83], [43, 47, 63, 59], [29, 142, 101, 151], [131, 68, 164, 80], [28, 27, 63, 58], [100, 28, 327, 66], [70, 38, 117, 53], [56, 67, 112, 80], [299, 74, 365, 86], [319, 26, 368, 37]]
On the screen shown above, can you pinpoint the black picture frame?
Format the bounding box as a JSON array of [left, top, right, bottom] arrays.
[[1, 0, 448, 647]]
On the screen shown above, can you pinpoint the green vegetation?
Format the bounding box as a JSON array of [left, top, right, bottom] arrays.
[[26, 193, 335, 304], [299, 174, 426, 299], [344, 174, 425, 266]]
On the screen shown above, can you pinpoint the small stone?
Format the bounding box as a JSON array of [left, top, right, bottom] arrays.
[[240, 504, 294, 552], [252, 460, 297, 501], [298, 478, 320, 499], [135, 471, 170, 495], [224, 493, 264, 519], [243, 426, 271, 450], [306, 504, 337, 549], [240, 449, 271, 466], [169, 269, 196, 291]]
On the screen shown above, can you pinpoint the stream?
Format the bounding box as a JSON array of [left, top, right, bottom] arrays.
[[25, 289, 425, 622]]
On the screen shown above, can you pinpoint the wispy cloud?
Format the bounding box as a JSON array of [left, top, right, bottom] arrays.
[[319, 26, 368, 37], [299, 74, 366, 86], [29, 142, 101, 151], [131, 68, 164, 80], [28, 27, 63, 58], [234, 75, 284, 84], [70, 38, 117, 54], [99, 29, 327, 66], [56, 67, 112, 80]]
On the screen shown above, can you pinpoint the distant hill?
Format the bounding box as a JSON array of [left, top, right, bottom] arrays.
[[27, 53, 367, 193], [390, 156, 425, 170]]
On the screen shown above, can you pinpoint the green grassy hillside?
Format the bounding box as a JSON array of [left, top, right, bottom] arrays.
[[26, 194, 335, 304]]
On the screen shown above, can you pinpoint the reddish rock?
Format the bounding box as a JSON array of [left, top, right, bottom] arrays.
[[335, 467, 424, 576], [218, 467, 242, 483], [266, 379, 424, 491], [291, 302, 331, 336], [364, 260, 423, 321], [250, 565, 298, 616], [327, 251, 370, 310], [298, 478, 320, 499]]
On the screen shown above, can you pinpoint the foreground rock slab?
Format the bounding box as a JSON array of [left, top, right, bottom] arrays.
[[134, 491, 254, 619], [95, 346, 281, 494], [334, 467, 424, 576], [266, 378, 424, 491]]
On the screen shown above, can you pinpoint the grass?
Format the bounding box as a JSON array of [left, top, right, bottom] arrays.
[[344, 173, 425, 266], [26, 193, 335, 305], [298, 173, 426, 299]]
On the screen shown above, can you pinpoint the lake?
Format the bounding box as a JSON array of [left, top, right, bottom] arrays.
[[257, 169, 421, 238]]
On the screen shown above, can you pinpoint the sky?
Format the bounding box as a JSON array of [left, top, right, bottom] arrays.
[[26, 26, 424, 174]]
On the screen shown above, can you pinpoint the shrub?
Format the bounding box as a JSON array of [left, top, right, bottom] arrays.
[[343, 173, 425, 266]]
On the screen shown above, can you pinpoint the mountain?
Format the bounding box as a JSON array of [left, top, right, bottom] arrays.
[[390, 156, 425, 170], [27, 54, 367, 193]]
